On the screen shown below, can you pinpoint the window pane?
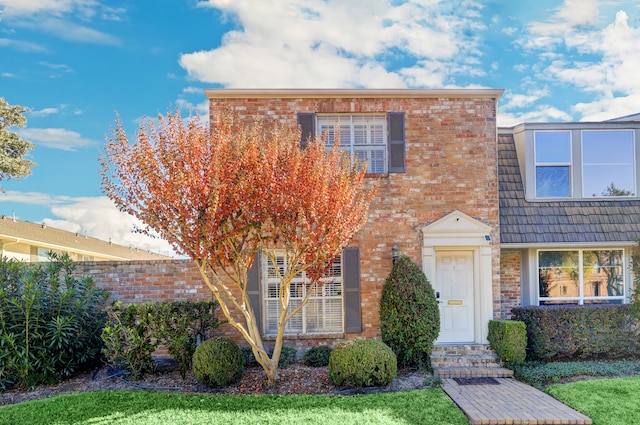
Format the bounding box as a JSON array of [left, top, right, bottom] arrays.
[[583, 250, 624, 297], [539, 251, 579, 298], [536, 166, 570, 197], [582, 130, 635, 197], [535, 131, 571, 163], [317, 115, 387, 174]]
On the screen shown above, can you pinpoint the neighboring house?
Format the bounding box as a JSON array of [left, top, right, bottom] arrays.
[[0, 216, 171, 262], [206, 89, 503, 345], [499, 116, 640, 313]]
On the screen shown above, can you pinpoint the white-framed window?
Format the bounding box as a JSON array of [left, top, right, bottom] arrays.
[[262, 251, 343, 335], [532, 129, 637, 199], [534, 131, 572, 198], [316, 115, 387, 174], [537, 249, 625, 305], [582, 130, 635, 197]]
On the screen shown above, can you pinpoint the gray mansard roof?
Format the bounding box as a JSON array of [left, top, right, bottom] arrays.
[[498, 133, 640, 246]]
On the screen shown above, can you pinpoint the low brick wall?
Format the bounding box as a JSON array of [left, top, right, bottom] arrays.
[[75, 260, 349, 351]]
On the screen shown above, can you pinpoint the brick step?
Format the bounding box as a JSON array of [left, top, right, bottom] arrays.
[[434, 366, 514, 379], [430, 344, 509, 378], [431, 344, 497, 355], [430, 353, 502, 368]]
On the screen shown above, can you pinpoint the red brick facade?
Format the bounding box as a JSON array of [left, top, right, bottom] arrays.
[[78, 89, 513, 350], [499, 250, 522, 318]]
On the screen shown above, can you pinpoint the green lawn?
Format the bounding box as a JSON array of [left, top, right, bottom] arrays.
[[0, 389, 469, 425], [547, 377, 640, 425]]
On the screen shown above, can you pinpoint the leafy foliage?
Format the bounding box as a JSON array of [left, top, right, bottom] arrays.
[[100, 108, 376, 383], [192, 337, 244, 387], [0, 98, 35, 185], [487, 320, 526, 365], [511, 304, 640, 361], [379, 255, 440, 368], [272, 346, 297, 368], [0, 254, 109, 390], [101, 300, 219, 379], [303, 345, 333, 367], [512, 360, 640, 389], [328, 339, 397, 387]]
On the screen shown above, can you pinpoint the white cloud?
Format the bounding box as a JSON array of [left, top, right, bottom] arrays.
[[180, 0, 484, 88], [498, 105, 573, 127], [0, 0, 123, 45], [29, 107, 59, 117], [0, 191, 177, 256], [17, 128, 97, 150], [0, 37, 47, 52], [512, 3, 640, 121]]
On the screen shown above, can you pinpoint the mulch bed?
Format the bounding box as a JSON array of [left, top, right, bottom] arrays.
[[1, 362, 433, 406]]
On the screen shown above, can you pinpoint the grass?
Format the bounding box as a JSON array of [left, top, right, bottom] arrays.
[[547, 377, 640, 425], [0, 389, 469, 425]]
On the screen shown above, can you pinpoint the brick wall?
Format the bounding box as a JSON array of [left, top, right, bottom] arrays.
[[78, 91, 502, 350], [499, 250, 522, 318], [210, 94, 501, 335]]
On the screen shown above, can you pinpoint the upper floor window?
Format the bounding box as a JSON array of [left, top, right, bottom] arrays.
[[582, 130, 635, 197], [535, 131, 571, 197], [317, 115, 387, 174], [532, 129, 637, 199], [298, 112, 406, 174]]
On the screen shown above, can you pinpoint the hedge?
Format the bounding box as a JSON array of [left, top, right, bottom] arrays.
[[511, 304, 640, 361]]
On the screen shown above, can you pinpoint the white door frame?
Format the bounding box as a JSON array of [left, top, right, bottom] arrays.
[[420, 211, 493, 344]]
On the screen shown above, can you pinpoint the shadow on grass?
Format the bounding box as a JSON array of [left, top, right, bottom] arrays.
[[0, 389, 468, 425]]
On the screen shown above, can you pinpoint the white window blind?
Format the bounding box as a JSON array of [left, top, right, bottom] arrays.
[[262, 252, 343, 335]]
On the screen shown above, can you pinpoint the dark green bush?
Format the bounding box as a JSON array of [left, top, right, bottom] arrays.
[[328, 339, 397, 387], [0, 254, 109, 390], [101, 302, 158, 379], [101, 300, 219, 379], [192, 337, 243, 387], [487, 320, 526, 365], [154, 301, 219, 378], [241, 346, 259, 367], [379, 255, 439, 368], [512, 304, 640, 361], [271, 346, 297, 368], [512, 360, 640, 389], [303, 345, 332, 367]]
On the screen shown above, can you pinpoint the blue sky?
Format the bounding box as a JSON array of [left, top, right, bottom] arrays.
[[0, 0, 639, 256]]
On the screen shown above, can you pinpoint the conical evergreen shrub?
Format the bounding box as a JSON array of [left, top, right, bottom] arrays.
[[380, 255, 440, 368]]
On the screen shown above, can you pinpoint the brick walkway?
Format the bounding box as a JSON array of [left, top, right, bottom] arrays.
[[442, 377, 592, 425]]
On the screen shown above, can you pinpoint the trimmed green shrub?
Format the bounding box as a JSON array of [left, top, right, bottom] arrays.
[[487, 320, 526, 365], [192, 337, 243, 387], [0, 254, 109, 390], [303, 345, 332, 367], [379, 255, 439, 368], [240, 347, 259, 367], [512, 305, 640, 361], [272, 346, 297, 368], [101, 300, 219, 379], [329, 339, 397, 387]]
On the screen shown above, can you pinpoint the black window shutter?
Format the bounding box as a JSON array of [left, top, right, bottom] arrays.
[[297, 113, 315, 150], [247, 254, 262, 334], [343, 247, 362, 333], [388, 112, 406, 173]]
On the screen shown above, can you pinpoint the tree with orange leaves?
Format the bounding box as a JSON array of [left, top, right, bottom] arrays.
[[100, 109, 376, 383]]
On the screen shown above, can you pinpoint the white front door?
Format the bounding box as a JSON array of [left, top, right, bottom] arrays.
[[436, 251, 475, 343]]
